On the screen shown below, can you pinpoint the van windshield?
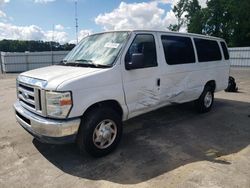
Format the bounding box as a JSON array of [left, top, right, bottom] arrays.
[[63, 31, 130, 67]]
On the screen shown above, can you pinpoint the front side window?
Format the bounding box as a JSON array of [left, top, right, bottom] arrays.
[[161, 35, 195, 65], [194, 38, 222, 62], [64, 31, 130, 67], [125, 34, 157, 68]]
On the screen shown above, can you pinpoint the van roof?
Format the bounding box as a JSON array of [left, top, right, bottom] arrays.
[[96, 29, 224, 41]]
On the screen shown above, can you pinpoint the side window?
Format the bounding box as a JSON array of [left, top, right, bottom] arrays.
[[125, 34, 157, 68], [220, 41, 229, 60], [161, 35, 195, 65], [194, 38, 222, 62]]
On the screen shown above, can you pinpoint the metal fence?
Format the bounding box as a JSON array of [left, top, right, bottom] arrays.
[[0, 51, 69, 73], [0, 47, 250, 73], [228, 47, 250, 67]]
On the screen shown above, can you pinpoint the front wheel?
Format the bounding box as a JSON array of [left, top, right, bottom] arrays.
[[77, 107, 122, 157], [195, 86, 214, 113]]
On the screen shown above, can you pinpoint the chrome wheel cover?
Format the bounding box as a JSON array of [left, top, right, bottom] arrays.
[[204, 91, 213, 108], [93, 119, 117, 149]]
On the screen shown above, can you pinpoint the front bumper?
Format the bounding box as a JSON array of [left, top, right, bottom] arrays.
[[14, 101, 81, 144]]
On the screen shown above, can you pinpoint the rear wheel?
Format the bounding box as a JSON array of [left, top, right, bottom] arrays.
[[195, 86, 214, 113], [77, 107, 122, 157]]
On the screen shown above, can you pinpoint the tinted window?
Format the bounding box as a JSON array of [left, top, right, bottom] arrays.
[[161, 35, 195, 65], [220, 41, 229, 60], [194, 38, 222, 62], [125, 34, 157, 68]]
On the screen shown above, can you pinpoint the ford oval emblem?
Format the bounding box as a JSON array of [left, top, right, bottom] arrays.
[[22, 92, 29, 100]]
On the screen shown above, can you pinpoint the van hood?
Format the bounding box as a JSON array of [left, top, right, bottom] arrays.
[[20, 65, 102, 90]]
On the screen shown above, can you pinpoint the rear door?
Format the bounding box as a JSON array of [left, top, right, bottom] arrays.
[[121, 32, 161, 118]]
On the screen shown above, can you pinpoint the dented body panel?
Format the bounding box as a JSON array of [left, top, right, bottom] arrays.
[[121, 31, 229, 119]]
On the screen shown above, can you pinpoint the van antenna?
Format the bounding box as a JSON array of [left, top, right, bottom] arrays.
[[50, 24, 54, 64]]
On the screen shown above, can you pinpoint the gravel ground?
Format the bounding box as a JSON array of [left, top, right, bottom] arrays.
[[0, 67, 249, 188]]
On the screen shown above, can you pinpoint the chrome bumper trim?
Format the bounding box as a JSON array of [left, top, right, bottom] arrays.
[[14, 101, 81, 138]]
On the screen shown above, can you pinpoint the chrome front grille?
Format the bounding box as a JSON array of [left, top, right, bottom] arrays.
[[17, 75, 48, 116], [17, 82, 44, 116]]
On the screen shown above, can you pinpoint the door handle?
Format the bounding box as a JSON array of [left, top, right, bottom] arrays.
[[157, 78, 160, 86]]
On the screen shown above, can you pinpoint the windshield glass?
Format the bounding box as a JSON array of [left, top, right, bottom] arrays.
[[64, 31, 130, 67]]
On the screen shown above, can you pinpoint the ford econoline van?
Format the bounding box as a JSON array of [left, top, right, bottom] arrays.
[[14, 30, 230, 157]]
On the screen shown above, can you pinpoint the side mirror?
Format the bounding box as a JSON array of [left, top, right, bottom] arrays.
[[126, 53, 144, 70]]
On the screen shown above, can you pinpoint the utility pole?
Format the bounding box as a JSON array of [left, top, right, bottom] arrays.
[[51, 24, 54, 65], [0, 52, 3, 74], [75, 0, 79, 44]]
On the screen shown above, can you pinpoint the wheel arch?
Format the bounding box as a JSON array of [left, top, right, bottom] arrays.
[[205, 80, 216, 92], [82, 100, 124, 120]]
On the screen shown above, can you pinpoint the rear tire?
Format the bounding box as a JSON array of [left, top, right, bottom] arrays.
[[195, 86, 214, 113], [77, 107, 122, 157]]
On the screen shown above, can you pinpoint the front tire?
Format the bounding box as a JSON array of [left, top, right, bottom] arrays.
[[77, 107, 122, 157], [195, 86, 214, 113]]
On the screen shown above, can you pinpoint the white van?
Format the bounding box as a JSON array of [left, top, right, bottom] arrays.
[[14, 30, 230, 157]]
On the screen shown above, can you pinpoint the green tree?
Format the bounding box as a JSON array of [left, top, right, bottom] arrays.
[[230, 0, 250, 46], [186, 0, 203, 34], [0, 40, 75, 52], [168, 0, 188, 31], [168, 24, 180, 32], [202, 0, 234, 43], [171, 0, 250, 47]]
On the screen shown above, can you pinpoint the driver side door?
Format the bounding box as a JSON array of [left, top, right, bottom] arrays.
[[121, 33, 161, 119]]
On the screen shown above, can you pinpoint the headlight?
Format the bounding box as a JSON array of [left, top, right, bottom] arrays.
[[46, 91, 72, 118]]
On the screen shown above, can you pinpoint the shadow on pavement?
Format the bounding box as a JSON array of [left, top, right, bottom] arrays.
[[33, 98, 250, 184]]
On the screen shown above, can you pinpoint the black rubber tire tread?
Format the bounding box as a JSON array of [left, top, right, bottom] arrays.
[[77, 107, 122, 157], [195, 85, 214, 113]]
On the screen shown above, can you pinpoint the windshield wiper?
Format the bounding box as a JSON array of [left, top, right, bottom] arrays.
[[59, 59, 111, 68], [75, 59, 112, 68], [57, 60, 67, 65], [75, 59, 93, 63]]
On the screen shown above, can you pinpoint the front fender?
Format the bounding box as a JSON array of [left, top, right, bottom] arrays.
[[68, 84, 128, 121]]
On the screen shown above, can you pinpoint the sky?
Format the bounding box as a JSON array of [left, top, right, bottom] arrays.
[[0, 0, 207, 44]]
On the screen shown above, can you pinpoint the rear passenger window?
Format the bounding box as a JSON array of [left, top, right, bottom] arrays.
[[194, 38, 222, 62], [161, 35, 195, 65], [125, 34, 157, 68], [220, 41, 229, 60]]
